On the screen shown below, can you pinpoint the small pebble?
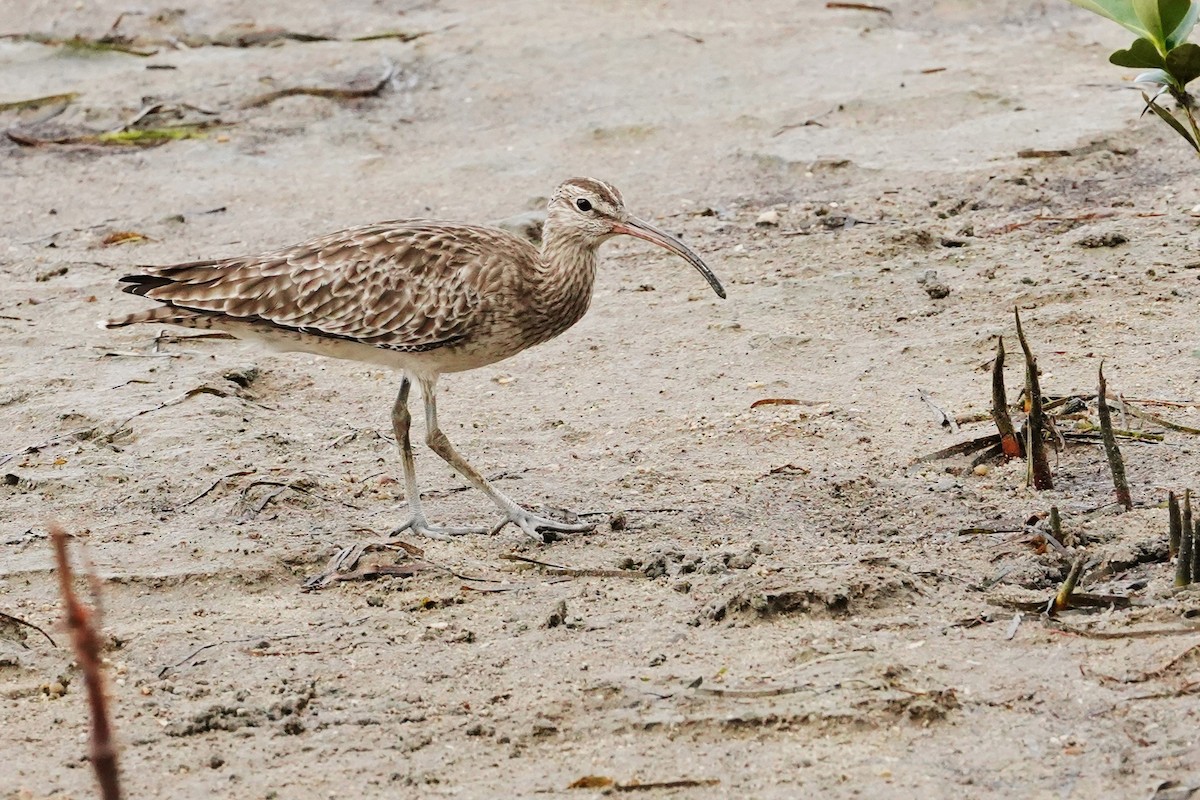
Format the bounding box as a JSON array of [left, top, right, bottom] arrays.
[[918, 271, 950, 298], [925, 281, 951, 299], [544, 599, 567, 629], [755, 210, 781, 227], [1076, 232, 1128, 248], [727, 552, 757, 570]]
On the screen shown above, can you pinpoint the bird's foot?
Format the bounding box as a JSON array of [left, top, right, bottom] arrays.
[[389, 515, 488, 542], [490, 506, 596, 543]]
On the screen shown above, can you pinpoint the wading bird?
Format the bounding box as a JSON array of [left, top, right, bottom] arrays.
[[104, 178, 725, 541]]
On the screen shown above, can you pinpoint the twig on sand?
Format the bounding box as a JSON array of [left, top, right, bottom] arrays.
[[693, 682, 811, 698], [988, 211, 1116, 235], [0, 610, 57, 648], [115, 383, 272, 431], [825, 2, 892, 14], [97, 349, 182, 359], [8, 123, 215, 147], [1097, 365, 1133, 510], [0, 92, 78, 112], [1, 381, 270, 470], [1062, 427, 1162, 443], [157, 633, 307, 677], [567, 776, 721, 792], [989, 591, 1129, 614], [1046, 620, 1200, 639], [1091, 642, 1200, 685], [499, 553, 643, 578], [575, 507, 683, 518], [303, 542, 429, 591], [1112, 398, 1200, 435], [240, 483, 289, 520], [1123, 682, 1200, 702], [0, 428, 96, 467], [913, 433, 1001, 464], [240, 61, 397, 109], [50, 524, 120, 800], [177, 469, 256, 509], [416, 469, 529, 500], [236, 477, 363, 521]]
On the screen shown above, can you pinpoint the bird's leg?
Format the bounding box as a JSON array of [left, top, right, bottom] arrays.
[[417, 376, 595, 542], [388, 375, 487, 541]]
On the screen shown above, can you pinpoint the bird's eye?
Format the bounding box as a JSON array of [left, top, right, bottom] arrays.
[[575, 198, 593, 212]]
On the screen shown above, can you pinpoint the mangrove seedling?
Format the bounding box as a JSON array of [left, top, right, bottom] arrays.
[[1068, 0, 1200, 154]]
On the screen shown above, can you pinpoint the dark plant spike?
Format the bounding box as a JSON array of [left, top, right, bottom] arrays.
[[1014, 308, 1052, 489], [1097, 364, 1133, 510], [991, 336, 1021, 458], [1169, 490, 1182, 559], [1052, 555, 1087, 614], [1178, 490, 1194, 586], [1191, 500, 1200, 582]]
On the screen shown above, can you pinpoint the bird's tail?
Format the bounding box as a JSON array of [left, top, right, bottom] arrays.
[[98, 306, 205, 330]]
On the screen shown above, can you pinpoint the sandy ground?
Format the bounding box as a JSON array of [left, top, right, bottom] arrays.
[[3, 1, 1200, 797]]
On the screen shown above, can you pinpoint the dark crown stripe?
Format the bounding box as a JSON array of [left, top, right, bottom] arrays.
[[563, 177, 620, 206]]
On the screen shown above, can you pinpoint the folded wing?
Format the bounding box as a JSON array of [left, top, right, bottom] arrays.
[[117, 221, 503, 353]]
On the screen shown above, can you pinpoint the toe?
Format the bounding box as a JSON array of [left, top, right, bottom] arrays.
[[414, 525, 453, 542], [391, 516, 488, 541]]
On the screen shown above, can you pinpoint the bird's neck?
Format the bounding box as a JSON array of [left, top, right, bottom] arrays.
[[527, 229, 600, 344]]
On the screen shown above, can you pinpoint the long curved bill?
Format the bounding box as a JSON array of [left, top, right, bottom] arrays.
[[612, 217, 726, 299]]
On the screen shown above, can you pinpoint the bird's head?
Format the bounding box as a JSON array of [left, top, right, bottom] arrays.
[[547, 177, 726, 299]]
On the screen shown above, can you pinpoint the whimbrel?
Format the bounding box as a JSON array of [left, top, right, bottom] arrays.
[[103, 178, 726, 541]]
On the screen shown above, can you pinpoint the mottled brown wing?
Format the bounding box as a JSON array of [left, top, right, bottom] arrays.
[[120, 221, 510, 352]]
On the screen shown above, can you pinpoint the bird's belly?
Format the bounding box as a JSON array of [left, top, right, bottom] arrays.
[[230, 322, 527, 376]]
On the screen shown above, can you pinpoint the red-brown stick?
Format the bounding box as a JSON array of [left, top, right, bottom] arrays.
[[50, 524, 121, 800]]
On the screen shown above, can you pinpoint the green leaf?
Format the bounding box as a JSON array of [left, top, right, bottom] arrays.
[[1070, 0, 1160, 41], [1137, 0, 1200, 48], [1166, 1, 1199, 47], [1110, 36, 1169, 67], [1134, 67, 1175, 83], [1167, 41, 1200, 83], [1141, 91, 1200, 150], [1072, 1, 1198, 51]]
